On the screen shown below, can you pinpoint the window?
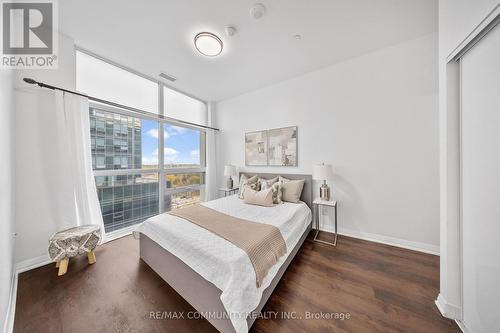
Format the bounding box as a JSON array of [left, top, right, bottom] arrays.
[[76, 51, 159, 114], [80, 51, 207, 234], [164, 124, 205, 168], [164, 86, 207, 125]]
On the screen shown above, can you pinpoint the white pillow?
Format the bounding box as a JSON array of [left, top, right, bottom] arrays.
[[279, 176, 305, 203]]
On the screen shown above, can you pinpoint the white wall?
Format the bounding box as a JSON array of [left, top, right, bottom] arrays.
[[13, 33, 76, 264], [216, 33, 439, 253], [437, 0, 500, 323], [0, 70, 15, 332]]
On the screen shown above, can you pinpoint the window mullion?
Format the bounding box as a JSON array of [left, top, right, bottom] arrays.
[[164, 184, 204, 195], [158, 84, 165, 213], [163, 167, 206, 174], [93, 168, 160, 177]]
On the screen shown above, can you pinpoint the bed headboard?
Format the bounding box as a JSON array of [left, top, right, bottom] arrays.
[[238, 172, 313, 210]]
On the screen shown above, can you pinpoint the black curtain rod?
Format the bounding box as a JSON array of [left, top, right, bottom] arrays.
[[22, 78, 220, 131]]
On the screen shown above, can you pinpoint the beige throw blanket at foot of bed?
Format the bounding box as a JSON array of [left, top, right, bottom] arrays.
[[168, 204, 287, 288]]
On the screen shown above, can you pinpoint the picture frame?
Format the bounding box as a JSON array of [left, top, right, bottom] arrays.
[[244, 126, 298, 167], [268, 126, 298, 167], [245, 130, 268, 166]]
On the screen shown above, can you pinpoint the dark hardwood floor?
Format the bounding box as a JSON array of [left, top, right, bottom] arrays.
[[13, 233, 459, 333]]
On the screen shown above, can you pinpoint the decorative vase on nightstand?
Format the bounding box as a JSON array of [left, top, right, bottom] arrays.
[[320, 182, 330, 201], [227, 177, 233, 189]]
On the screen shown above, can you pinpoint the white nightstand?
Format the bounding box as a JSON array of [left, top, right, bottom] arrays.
[[219, 187, 239, 197], [313, 198, 338, 246]]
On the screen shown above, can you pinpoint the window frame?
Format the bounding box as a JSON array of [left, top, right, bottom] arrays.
[[81, 50, 208, 234], [91, 101, 207, 215]]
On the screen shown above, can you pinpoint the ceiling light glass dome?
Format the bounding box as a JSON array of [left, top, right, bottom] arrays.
[[194, 32, 223, 57]]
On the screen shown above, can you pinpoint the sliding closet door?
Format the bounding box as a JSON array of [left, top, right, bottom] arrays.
[[460, 22, 500, 333]]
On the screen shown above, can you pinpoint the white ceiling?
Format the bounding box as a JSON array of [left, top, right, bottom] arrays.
[[59, 0, 437, 102]]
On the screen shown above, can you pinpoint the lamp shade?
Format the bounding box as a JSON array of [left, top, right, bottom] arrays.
[[313, 163, 334, 180], [224, 165, 237, 176]]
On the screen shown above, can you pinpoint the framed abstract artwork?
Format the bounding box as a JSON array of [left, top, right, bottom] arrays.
[[245, 130, 268, 166], [268, 126, 297, 166], [245, 126, 298, 167]]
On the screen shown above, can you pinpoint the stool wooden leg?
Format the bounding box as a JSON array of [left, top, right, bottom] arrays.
[[58, 258, 69, 276], [87, 250, 96, 265]]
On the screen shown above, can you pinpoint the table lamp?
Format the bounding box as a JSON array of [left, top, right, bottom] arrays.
[[313, 163, 334, 201], [224, 165, 237, 189]]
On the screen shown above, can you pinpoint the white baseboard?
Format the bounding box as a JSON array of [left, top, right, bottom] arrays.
[[323, 226, 440, 255], [436, 295, 469, 333], [435, 293, 462, 320], [455, 319, 471, 333], [4, 254, 51, 333], [104, 226, 134, 243], [436, 294, 469, 333], [3, 269, 17, 333], [14, 254, 51, 274]]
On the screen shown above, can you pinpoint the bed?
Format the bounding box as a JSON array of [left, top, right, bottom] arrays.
[[136, 173, 313, 333]]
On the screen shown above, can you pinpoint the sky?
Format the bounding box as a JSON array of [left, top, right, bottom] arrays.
[[141, 121, 200, 166]]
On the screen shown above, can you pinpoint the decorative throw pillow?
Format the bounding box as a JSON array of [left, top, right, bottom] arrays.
[[259, 177, 279, 191], [243, 187, 274, 207], [279, 176, 305, 203], [238, 175, 260, 199], [237, 174, 245, 198], [269, 181, 283, 204], [279, 176, 290, 183]]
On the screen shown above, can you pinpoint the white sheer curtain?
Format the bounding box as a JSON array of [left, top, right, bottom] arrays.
[[54, 91, 104, 232], [205, 102, 218, 201]]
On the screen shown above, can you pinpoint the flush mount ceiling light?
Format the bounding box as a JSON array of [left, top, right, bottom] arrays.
[[194, 32, 223, 57]]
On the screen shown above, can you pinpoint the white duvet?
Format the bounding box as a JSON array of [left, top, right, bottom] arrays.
[[135, 195, 311, 333]]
